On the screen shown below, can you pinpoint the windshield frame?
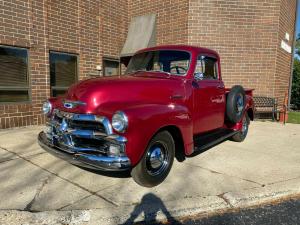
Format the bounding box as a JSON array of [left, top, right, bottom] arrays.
[[125, 49, 192, 77]]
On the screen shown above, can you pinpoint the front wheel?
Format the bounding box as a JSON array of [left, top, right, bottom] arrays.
[[230, 114, 250, 142], [131, 131, 175, 187]]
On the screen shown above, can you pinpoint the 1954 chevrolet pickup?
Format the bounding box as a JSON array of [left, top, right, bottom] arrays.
[[38, 45, 254, 187]]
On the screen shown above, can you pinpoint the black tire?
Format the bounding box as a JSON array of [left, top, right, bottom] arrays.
[[230, 114, 250, 142], [226, 85, 246, 123], [131, 131, 175, 187]]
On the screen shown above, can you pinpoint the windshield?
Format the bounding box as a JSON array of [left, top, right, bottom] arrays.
[[125, 50, 191, 76]]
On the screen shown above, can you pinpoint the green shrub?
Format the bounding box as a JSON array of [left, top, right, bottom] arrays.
[[288, 112, 300, 124], [291, 59, 300, 109]]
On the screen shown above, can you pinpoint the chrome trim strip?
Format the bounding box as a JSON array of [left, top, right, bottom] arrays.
[[50, 128, 128, 143], [54, 110, 113, 135], [76, 154, 130, 170], [38, 132, 130, 171], [96, 117, 113, 135]]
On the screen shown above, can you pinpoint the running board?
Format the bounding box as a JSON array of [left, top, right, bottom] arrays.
[[193, 128, 239, 153]]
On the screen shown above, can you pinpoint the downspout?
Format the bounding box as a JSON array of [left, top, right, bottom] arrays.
[[288, 0, 299, 109]]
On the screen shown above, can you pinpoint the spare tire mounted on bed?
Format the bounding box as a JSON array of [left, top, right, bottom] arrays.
[[226, 85, 246, 123]]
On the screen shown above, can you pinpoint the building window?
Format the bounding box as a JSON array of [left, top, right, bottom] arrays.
[[103, 58, 120, 76], [0, 46, 29, 103], [50, 51, 78, 97]]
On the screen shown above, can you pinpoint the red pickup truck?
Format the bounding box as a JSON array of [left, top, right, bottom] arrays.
[[38, 45, 254, 187]]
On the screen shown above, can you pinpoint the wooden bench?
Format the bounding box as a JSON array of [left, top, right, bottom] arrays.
[[253, 96, 278, 121]]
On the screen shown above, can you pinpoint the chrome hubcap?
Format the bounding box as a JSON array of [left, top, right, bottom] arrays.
[[149, 147, 164, 169], [236, 94, 244, 114], [146, 142, 169, 176]]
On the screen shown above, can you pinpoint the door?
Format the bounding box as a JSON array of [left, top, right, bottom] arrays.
[[193, 55, 225, 134]]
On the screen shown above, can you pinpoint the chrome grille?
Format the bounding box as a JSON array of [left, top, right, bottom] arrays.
[[54, 114, 106, 133], [46, 110, 111, 155]]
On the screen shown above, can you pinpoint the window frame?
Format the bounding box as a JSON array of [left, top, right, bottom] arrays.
[[0, 45, 31, 104], [195, 55, 220, 80], [49, 51, 79, 97], [102, 57, 121, 76]]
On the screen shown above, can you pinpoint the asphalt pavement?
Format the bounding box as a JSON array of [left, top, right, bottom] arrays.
[[148, 196, 300, 225]]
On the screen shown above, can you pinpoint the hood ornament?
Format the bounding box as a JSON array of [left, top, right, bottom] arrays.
[[63, 100, 86, 109]]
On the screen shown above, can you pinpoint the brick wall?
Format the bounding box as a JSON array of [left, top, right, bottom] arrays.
[[101, 0, 128, 59], [0, 0, 128, 129], [188, 0, 284, 98], [48, 0, 80, 53], [0, 0, 297, 129], [0, 0, 49, 128], [128, 0, 296, 104], [274, 0, 297, 106], [128, 0, 189, 45]]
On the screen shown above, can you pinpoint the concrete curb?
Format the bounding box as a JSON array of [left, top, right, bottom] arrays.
[[1, 177, 300, 225]]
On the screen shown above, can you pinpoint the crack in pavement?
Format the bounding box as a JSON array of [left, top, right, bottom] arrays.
[[25, 152, 47, 159], [0, 146, 119, 208], [57, 181, 125, 210], [0, 152, 46, 164], [217, 193, 234, 208], [24, 176, 50, 212], [183, 162, 264, 187], [266, 176, 300, 186], [0, 157, 20, 164], [58, 193, 93, 210]]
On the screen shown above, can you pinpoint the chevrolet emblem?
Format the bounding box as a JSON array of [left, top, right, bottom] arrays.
[[63, 100, 86, 109]]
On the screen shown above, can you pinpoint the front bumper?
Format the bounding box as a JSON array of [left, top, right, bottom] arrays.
[[38, 131, 131, 171]]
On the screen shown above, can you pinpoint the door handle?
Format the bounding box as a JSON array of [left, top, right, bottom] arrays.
[[217, 85, 223, 89], [192, 81, 200, 89]]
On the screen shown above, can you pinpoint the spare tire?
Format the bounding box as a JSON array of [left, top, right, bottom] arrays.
[[226, 85, 246, 123]]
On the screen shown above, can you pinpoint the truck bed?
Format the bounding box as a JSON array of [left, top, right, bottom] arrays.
[[225, 88, 254, 96]]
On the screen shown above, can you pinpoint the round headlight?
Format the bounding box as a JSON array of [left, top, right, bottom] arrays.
[[112, 111, 128, 133], [42, 101, 52, 115]]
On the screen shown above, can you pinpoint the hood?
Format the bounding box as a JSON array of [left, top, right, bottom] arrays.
[[58, 72, 186, 115]]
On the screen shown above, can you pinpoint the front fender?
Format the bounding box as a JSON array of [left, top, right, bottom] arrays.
[[121, 104, 193, 166]]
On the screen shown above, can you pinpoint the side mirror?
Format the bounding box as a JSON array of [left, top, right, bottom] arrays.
[[194, 72, 204, 81]]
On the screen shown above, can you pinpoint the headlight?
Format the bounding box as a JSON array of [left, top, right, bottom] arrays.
[[112, 111, 128, 133], [42, 101, 52, 115]]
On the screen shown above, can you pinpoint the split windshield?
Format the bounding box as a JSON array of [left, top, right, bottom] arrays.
[[125, 50, 191, 76]]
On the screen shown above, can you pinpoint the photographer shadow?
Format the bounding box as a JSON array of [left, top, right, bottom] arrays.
[[122, 193, 182, 225]]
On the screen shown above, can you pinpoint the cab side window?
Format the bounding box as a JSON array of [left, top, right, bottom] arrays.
[[195, 56, 219, 80]]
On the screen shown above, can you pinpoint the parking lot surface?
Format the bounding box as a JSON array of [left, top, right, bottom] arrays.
[[0, 121, 300, 224]]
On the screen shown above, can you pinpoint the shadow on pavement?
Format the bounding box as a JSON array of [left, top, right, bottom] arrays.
[[76, 165, 131, 178], [121, 193, 182, 225]]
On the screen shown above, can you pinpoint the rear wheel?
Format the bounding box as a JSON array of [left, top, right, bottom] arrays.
[[131, 131, 175, 187], [230, 114, 250, 142]]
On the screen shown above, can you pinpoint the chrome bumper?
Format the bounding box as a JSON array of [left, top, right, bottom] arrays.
[[38, 131, 131, 171]]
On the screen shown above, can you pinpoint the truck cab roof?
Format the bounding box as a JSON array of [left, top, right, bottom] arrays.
[[137, 45, 220, 59]]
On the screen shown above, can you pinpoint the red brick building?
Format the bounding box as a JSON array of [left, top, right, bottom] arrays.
[[0, 0, 297, 129]]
